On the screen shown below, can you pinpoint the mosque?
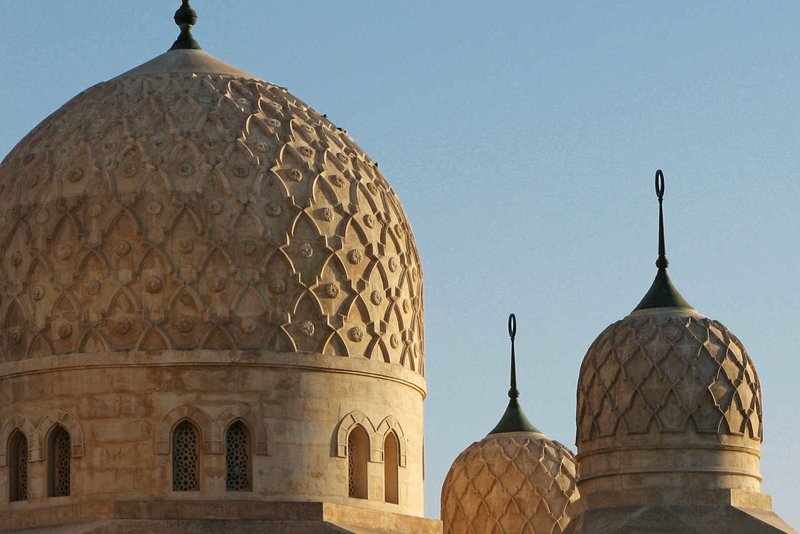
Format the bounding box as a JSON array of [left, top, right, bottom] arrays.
[[0, 3, 795, 533]]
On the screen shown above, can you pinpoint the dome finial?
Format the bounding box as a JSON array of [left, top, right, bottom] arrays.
[[508, 313, 519, 400], [633, 169, 693, 311], [655, 169, 668, 270], [488, 314, 538, 435], [170, 0, 202, 51]]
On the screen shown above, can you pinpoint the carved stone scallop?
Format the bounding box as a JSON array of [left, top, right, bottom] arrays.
[[0, 71, 424, 374], [441, 434, 579, 534], [576, 313, 762, 443]]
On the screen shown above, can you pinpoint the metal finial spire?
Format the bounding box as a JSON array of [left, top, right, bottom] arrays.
[[508, 313, 519, 399], [655, 170, 668, 270], [633, 169, 693, 312], [488, 314, 538, 435], [170, 0, 202, 51]]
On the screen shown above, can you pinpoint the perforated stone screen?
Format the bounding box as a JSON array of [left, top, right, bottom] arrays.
[[225, 422, 250, 491], [172, 421, 199, 491]]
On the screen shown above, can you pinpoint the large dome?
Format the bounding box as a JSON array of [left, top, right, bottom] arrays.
[[0, 9, 431, 530], [0, 48, 423, 372]]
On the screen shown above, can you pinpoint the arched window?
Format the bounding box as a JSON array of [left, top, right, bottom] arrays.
[[225, 421, 250, 491], [384, 431, 399, 504], [172, 420, 199, 491], [8, 430, 27, 502], [348, 425, 369, 499], [48, 425, 70, 497]]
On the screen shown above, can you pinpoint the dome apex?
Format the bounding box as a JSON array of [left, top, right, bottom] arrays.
[[488, 313, 538, 435], [170, 0, 201, 51], [633, 170, 692, 312]]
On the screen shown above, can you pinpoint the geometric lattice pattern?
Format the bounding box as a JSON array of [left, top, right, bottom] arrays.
[[347, 426, 369, 499], [225, 421, 250, 491], [577, 313, 762, 443], [51, 427, 71, 497], [11, 431, 28, 501], [441, 434, 579, 534], [172, 421, 199, 491], [0, 70, 423, 374]]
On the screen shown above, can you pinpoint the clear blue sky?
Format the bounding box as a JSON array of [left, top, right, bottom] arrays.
[[2, 1, 798, 524]]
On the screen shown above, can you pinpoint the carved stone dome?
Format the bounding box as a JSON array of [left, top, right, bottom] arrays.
[[577, 308, 762, 446], [0, 48, 423, 373], [442, 315, 579, 533], [441, 431, 579, 534], [571, 172, 770, 525]]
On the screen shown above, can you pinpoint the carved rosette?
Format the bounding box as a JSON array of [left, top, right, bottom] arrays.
[[441, 433, 578, 534], [577, 311, 762, 444], [0, 71, 424, 374]]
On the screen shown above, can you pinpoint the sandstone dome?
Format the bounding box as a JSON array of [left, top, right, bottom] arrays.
[[574, 176, 763, 495], [0, 6, 430, 529], [441, 315, 579, 534], [576, 306, 763, 488], [565, 172, 792, 534], [0, 47, 423, 372]]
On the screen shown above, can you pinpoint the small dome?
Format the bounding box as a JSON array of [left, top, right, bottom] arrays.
[[577, 308, 762, 444], [573, 171, 765, 512], [0, 47, 424, 371], [441, 432, 579, 534], [441, 314, 579, 533]]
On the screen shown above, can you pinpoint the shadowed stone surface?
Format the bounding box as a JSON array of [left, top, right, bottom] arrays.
[[441, 432, 579, 534]]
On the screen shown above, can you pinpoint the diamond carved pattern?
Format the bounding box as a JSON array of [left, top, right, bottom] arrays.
[[0, 72, 424, 374], [441, 434, 578, 534], [577, 313, 762, 443]]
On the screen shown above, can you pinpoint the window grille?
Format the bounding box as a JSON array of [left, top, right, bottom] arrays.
[[384, 432, 399, 504], [172, 421, 199, 491], [49, 426, 70, 497], [9, 432, 27, 502], [347, 425, 369, 499], [225, 421, 250, 491]]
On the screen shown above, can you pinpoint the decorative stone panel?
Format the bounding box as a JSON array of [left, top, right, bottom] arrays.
[[376, 415, 407, 467], [0, 416, 36, 466], [0, 70, 424, 375], [577, 312, 762, 443], [38, 411, 85, 460], [441, 433, 578, 534]]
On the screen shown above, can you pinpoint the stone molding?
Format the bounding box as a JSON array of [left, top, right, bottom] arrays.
[[335, 411, 406, 465], [0, 410, 84, 465], [155, 404, 269, 456], [376, 415, 407, 467], [0, 415, 36, 466], [0, 349, 427, 397], [215, 405, 270, 456]]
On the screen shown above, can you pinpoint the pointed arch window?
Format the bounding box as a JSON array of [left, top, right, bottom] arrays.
[[172, 420, 199, 491], [8, 430, 27, 502], [225, 421, 251, 491], [384, 431, 399, 504], [48, 425, 70, 497], [348, 425, 369, 499]]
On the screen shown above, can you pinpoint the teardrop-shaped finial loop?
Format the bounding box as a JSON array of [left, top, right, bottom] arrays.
[[655, 169, 668, 269], [655, 169, 665, 200], [508, 313, 517, 340]]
